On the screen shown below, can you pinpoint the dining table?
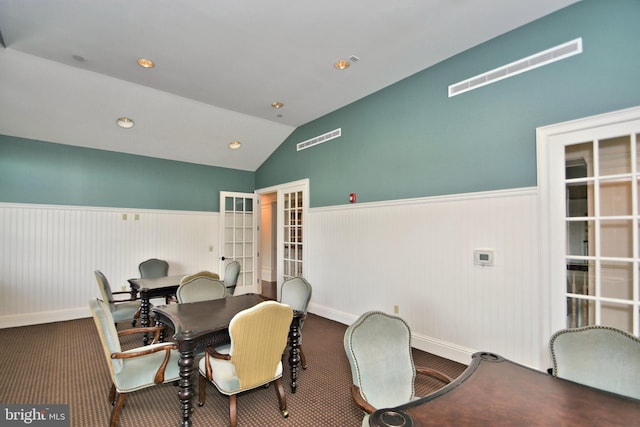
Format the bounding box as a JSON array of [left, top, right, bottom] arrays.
[[152, 293, 303, 427], [127, 274, 186, 344], [369, 351, 640, 426]]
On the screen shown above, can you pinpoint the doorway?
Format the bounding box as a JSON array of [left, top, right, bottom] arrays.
[[259, 192, 278, 299], [256, 179, 309, 301], [538, 106, 640, 337]]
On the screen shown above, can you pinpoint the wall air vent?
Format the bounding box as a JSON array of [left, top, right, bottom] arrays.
[[448, 38, 582, 98], [296, 128, 342, 151]]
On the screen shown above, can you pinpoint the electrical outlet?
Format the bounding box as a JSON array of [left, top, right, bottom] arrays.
[[394, 305, 399, 314]]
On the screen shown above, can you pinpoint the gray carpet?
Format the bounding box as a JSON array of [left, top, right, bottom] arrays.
[[0, 313, 466, 426]]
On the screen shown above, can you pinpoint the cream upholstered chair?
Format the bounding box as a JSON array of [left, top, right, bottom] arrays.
[[198, 301, 293, 427], [344, 311, 452, 426], [95, 270, 142, 327], [222, 261, 241, 297], [180, 270, 220, 283], [280, 276, 312, 369], [89, 298, 181, 427], [176, 276, 226, 303], [549, 325, 640, 399], [138, 258, 169, 278]]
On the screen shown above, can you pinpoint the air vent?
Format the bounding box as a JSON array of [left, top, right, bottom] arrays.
[[296, 128, 342, 151], [448, 38, 582, 97]]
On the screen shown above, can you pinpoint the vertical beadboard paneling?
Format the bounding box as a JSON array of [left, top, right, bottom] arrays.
[[307, 188, 546, 369], [0, 203, 218, 328]]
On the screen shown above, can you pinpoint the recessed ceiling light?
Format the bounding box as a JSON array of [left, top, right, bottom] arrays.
[[116, 117, 135, 129], [229, 140, 241, 150], [137, 58, 155, 68], [271, 101, 284, 109], [334, 59, 350, 70]]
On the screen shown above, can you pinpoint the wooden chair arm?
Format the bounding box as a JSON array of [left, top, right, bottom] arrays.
[[111, 343, 177, 384], [118, 325, 165, 344], [202, 346, 232, 381], [204, 346, 231, 360], [416, 366, 452, 384], [110, 291, 138, 303], [351, 384, 377, 414]]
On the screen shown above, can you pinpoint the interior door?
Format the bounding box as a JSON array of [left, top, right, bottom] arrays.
[[538, 106, 640, 337], [219, 191, 257, 294], [257, 179, 309, 300]]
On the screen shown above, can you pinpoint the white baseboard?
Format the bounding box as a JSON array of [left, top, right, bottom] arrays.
[[411, 332, 473, 366], [0, 307, 90, 329], [310, 302, 473, 365]]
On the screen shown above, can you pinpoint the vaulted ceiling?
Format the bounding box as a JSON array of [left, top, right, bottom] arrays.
[[0, 0, 579, 171]]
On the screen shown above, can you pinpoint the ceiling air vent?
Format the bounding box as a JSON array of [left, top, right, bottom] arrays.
[[448, 38, 582, 97], [296, 128, 342, 151]]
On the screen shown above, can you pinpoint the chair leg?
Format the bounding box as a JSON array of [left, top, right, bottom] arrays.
[[198, 374, 207, 406], [300, 346, 307, 370], [109, 383, 117, 405], [110, 392, 127, 427], [229, 394, 237, 427], [274, 378, 289, 418]]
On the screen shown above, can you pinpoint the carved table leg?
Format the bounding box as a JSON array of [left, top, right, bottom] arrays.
[[178, 343, 195, 427], [288, 316, 302, 393], [140, 289, 151, 345]]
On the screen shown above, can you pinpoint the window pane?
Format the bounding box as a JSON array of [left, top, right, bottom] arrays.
[[566, 262, 593, 296], [601, 261, 633, 300], [566, 182, 590, 217], [601, 301, 633, 331], [600, 178, 632, 216], [600, 219, 633, 258], [599, 135, 631, 176], [566, 143, 593, 178], [566, 297, 594, 328], [566, 221, 591, 256]]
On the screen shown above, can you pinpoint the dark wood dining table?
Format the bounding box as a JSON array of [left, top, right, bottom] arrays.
[[369, 352, 640, 426], [152, 293, 303, 427], [128, 274, 186, 344]]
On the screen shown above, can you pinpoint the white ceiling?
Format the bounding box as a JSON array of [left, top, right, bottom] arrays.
[[0, 0, 579, 171]]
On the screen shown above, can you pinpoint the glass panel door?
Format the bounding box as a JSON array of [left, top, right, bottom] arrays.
[[563, 133, 640, 333], [220, 191, 256, 294], [282, 190, 304, 281]]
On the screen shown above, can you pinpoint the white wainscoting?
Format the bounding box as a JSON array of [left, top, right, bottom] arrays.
[[1, 189, 549, 370], [0, 203, 219, 328], [306, 187, 548, 369]]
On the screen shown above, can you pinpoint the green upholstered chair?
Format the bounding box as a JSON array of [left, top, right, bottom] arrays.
[[176, 276, 226, 303], [549, 325, 640, 399], [344, 311, 452, 426], [89, 298, 181, 427], [280, 276, 312, 369], [198, 301, 293, 427], [95, 270, 142, 327], [138, 258, 169, 278], [138, 258, 172, 303], [222, 260, 241, 297]]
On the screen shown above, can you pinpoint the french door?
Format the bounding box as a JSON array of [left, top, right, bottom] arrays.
[[257, 179, 309, 300], [538, 106, 640, 337], [219, 191, 257, 294]]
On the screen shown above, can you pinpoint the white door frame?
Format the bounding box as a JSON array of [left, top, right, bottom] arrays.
[[256, 179, 309, 300]]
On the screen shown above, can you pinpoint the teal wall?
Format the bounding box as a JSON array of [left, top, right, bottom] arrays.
[[0, 135, 254, 211], [256, 0, 640, 207]]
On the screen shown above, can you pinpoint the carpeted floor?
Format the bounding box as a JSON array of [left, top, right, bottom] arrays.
[[0, 313, 466, 426]]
